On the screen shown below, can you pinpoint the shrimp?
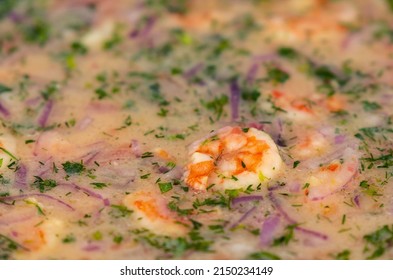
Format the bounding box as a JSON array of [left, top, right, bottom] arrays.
[[267, 90, 316, 122], [305, 147, 359, 200], [123, 191, 188, 236], [0, 133, 17, 170], [184, 126, 283, 191], [23, 218, 64, 252], [292, 131, 331, 160], [264, 1, 356, 44], [34, 131, 78, 159], [7, 217, 65, 259], [266, 90, 348, 123]]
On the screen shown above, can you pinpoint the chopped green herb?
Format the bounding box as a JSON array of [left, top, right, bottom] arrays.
[[113, 235, 123, 244], [248, 251, 281, 260], [362, 101, 381, 112], [267, 66, 290, 84], [41, 81, 59, 101], [201, 95, 229, 121], [0, 83, 12, 94], [273, 223, 297, 246], [62, 161, 85, 175], [141, 152, 154, 158], [62, 234, 76, 243], [140, 173, 151, 179], [92, 231, 103, 241], [109, 204, 133, 218], [22, 18, 51, 45], [363, 225, 393, 259], [70, 41, 88, 55], [158, 182, 173, 193], [32, 176, 57, 193], [90, 182, 108, 189], [0, 234, 24, 260], [334, 249, 351, 260], [241, 88, 260, 101], [277, 47, 299, 60]]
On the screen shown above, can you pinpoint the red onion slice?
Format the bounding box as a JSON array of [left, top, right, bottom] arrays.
[[183, 63, 204, 80], [268, 192, 328, 241], [246, 63, 259, 85], [0, 101, 10, 117], [37, 100, 54, 127], [15, 164, 28, 189], [229, 206, 256, 230], [63, 183, 110, 206], [260, 214, 280, 246], [129, 16, 156, 39]]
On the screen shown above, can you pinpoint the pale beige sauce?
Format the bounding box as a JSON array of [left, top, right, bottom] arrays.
[[0, 0, 392, 259]]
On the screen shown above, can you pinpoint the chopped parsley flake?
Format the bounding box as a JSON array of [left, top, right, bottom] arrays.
[[62, 161, 85, 175]]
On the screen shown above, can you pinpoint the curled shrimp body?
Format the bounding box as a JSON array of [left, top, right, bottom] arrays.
[[184, 126, 283, 191], [123, 191, 187, 236], [306, 147, 358, 200]]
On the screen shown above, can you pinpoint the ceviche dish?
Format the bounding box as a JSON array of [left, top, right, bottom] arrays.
[[0, 0, 393, 260]]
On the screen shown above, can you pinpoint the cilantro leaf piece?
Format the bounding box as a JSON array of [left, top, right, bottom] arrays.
[[62, 161, 85, 175], [0, 84, 12, 94]]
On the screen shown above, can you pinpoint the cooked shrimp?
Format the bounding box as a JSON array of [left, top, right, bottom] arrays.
[[123, 191, 188, 236], [305, 147, 358, 200], [184, 126, 283, 191], [265, 1, 356, 44], [0, 133, 17, 170], [34, 131, 75, 159], [292, 131, 330, 159], [10, 217, 65, 259], [267, 90, 315, 122], [266, 90, 348, 123]]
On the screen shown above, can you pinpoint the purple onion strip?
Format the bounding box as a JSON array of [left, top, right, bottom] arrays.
[[0, 101, 10, 117], [83, 151, 100, 165], [0, 193, 75, 211], [268, 192, 328, 240], [131, 139, 142, 158], [232, 195, 263, 206], [70, 183, 110, 206], [37, 100, 53, 127], [0, 213, 35, 226], [268, 192, 296, 223], [8, 11, 25, 23], [334, 135, 346, 144], [354, 194, 360, 208], [246, 64, 259, 84], [129, 16, 156, 39], [14, 164, 27, 189], [295, 226, 328, 240], [183, 63, 203, 80], [82, 244, 101, 252], [230, 206, 256, 229], [254, 53, 277, 63], [260, 215, 280, 246], [230, 79, 240, 121]]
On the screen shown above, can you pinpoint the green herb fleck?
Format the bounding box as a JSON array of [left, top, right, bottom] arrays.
[[32, 176, 57, 193], [62, 161, 85, 175], [158, 182, 173, 193]]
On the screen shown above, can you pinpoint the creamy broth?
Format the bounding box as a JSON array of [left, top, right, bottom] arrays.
[[0, 0, 393, 260]]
